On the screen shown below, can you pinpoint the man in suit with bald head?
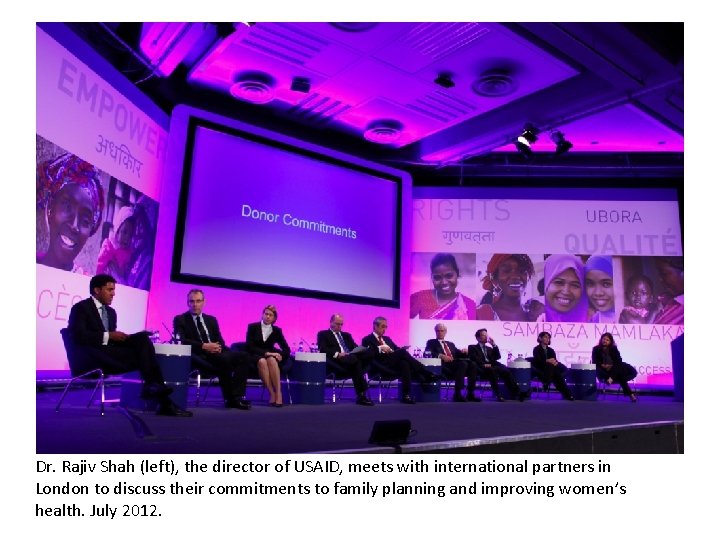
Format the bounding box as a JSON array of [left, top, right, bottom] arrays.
[[317, 314, 373, 406]]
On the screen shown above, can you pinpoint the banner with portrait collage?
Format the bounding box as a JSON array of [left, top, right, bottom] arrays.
[[36, 27, 167, 371], [410, 188, 683, 387]]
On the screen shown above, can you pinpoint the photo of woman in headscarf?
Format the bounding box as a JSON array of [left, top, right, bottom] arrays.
[[585, 255, 616, 323], [410, 252, 477, 320], [125, 196, 158, 291], [476, 254, 544, 321], [540, 254, 589, 322], [96, 205, 136, 283], [36, 152, 105, 273]]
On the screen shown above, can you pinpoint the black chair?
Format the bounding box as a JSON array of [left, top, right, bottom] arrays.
[[55, 328, 122, 415], [230, 342, 294, 404], [597, 372, 638, 401], [187, 363, 220, 407], [325, 358, 356, 403], [530, 365, 552, 399], [366, 360, 400, 403]]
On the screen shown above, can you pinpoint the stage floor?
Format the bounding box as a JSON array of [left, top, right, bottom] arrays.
[[37, 381, 684, 454]]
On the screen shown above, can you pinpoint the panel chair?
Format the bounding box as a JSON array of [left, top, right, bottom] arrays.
[[325, 358, 357, 403], [597, 376, 638, 401], [440, 360, 495, 401], [187, 368, 219, 407], [530, 366, 553, 400], [366, 360, 400, 403], [230, 342, 294, 404], [55, 328, 122, 416], [597, 363, 639, 402], [440, 365, 487, 401]]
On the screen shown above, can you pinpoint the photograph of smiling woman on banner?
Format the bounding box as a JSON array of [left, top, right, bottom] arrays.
[[36, 136, 107, 275], [476, 254, 545, 321], [96, 178, 159, 291], [410, 252, 477, 320], [539, 254, 589, 323], [585, 255, 617, 323]]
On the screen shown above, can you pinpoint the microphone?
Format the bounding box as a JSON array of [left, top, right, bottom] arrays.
[[298, 337, 313, 352], [162, 322, 176, 344]]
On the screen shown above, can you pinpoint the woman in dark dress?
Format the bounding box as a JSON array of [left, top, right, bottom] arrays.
[[246, 305, 291, 407], [531, 332, 573, 400], [592, 332, 638, 402]]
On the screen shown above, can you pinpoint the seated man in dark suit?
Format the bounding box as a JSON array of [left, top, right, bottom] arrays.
[[425, 323, 479, 402], [531, 331, 573, 400], [468, 328, 526, 402], [67, 273, 192, 417], [361, 316, 439, 405], [317, 314, 374, 406], [173, 289, 252, 410]]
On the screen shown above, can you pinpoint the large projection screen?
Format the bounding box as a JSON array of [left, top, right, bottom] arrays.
[[172, 118, 402, 307]]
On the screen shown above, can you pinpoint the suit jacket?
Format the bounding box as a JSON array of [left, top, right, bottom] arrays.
[[468, 342, 501, 365], [361, 333, 402, 359], [173, 312, 228, 356], [425, 338, 464, 359], [68, 297, 117, 347], [246, 322, 290, 360], [592, 345, 623, 370], [317, 329, 359, 360], [532, 345, 559, 366]]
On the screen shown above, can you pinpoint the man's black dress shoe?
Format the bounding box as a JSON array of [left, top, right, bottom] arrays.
[[518, 391, 528, 402], [452, 393, 467, 402], [496, 394, 506, 402], [400, 394, 416, 405], [466, 393, 481, 402], [225, 400, 251, 410], [356, 395, 374, 406], [563, 393, 575, 401], [156, 401, 193, 417], [141, 383, 173, 399]]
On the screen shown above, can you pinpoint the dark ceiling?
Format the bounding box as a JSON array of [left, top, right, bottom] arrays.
[[64, 22, 683, 183]]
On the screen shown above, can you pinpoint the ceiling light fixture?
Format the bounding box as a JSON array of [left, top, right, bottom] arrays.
[[229, 72, 276, 104], [550, 130, 573, 155], [514, 123, 539, 158], [290, 76, 311, 93], [434, 73, 455, 89], [363, 120, 404, 145], [472, 69, 518, 97]]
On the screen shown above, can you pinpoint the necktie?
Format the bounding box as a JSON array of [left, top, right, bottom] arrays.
[[336, 332, 349, 353], [378, 336, 385, 346], [196, 316, 209, 343], [100, 305, 109, 331], [482, 345, 488, 361], [442, 341, 452, 358]]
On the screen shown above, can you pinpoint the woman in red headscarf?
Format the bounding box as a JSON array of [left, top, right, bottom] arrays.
[[476, 254, 544, 321], [36, 152, 105, 273]]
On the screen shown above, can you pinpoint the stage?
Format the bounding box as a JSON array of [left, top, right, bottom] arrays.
[[37, 381, 683, 454]]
